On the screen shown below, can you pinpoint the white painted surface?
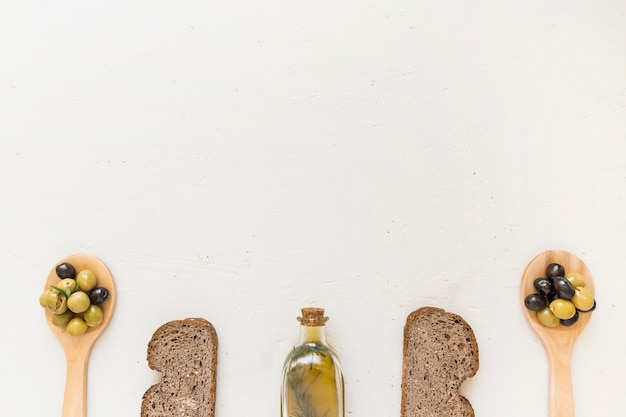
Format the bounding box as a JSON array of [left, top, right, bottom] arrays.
[[1, 1, 625, 416]]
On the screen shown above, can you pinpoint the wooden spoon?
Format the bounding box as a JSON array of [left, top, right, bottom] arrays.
[[43, 254, 116, 417], [521, 249, 595, 417]]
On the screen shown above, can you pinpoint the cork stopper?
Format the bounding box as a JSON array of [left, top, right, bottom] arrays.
[[297, 307, 329, 326]]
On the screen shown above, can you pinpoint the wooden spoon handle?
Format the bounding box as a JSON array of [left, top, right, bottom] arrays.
[[62, 350, 90, 417], [547, 347, 575, 417]]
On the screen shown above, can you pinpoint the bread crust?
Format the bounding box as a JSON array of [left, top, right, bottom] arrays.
[[400, 307, 479, 417], [141, 318, 218, 417]]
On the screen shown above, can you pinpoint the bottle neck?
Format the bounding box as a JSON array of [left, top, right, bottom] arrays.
[[299, 324, 327, 344]]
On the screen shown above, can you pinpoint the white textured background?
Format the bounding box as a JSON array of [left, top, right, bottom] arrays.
[[1, 1, 625, 416]]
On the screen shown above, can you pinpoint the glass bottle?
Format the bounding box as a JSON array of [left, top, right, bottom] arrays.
[[280, 307, 345, 417]]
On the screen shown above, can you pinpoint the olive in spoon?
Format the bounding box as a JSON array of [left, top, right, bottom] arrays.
[[520, 249, 595, 417], [43, 254, 116, 417]]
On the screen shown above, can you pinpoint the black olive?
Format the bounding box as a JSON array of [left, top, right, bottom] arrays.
[[56, 262, 77, 279], [533, 277, 555, 297], [89, 287, 109, 304], [560, 310, 579, 326], [546, 263, 565, 278], [524, 293, 548, 311], [553, 276, 576, 299]]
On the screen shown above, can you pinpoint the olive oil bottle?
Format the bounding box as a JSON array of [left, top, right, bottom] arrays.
[[280, 307, 344, 417]]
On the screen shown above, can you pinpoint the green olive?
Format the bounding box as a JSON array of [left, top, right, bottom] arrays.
[[39, 289, 52, 308], [83, 305, 103, 327], [76, 270, 97, 291], [67, 291, 90, 314], [572, 286, 595, 311], [565, 272, 585, 288], [536, 307, 560, 327], [45, 289, 68, 314], [66, 317, 88, 336], [57, 278, 77, 294], [549, 298, 576, 320], [50, 310, 74, 327]]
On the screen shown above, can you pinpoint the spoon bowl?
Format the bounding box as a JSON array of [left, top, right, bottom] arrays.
[[44, 254, 116, 417], [521, 249, 595, 417]]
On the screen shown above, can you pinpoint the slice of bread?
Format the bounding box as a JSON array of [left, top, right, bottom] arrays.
[[141, 318, 218, 417], [401, 307, 479, 417]]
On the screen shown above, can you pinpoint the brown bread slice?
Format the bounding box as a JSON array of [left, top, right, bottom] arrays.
[[141, 318, 218, 417], [401, 307, 479, 417]]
